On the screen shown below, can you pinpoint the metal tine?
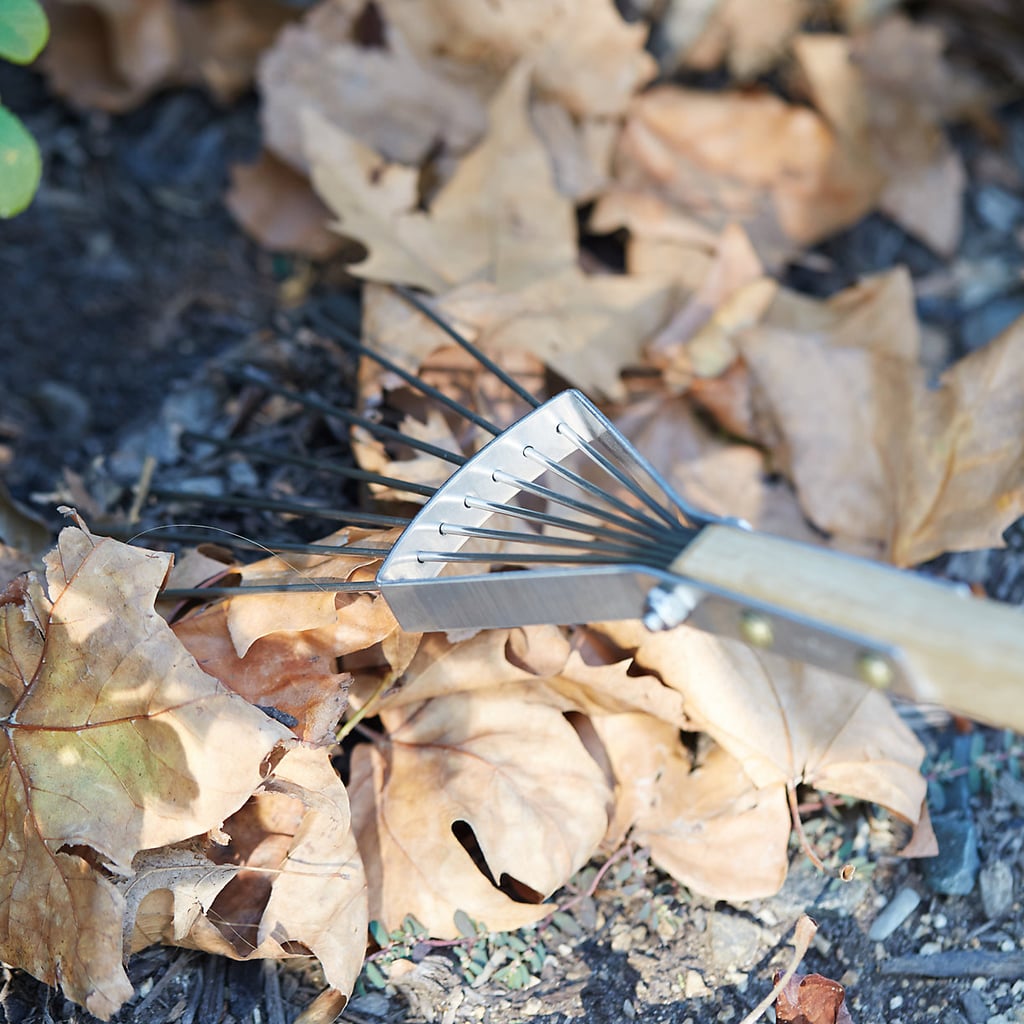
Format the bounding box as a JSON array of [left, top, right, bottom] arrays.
[[436, 523, 685, 562], [150, 489, 410, 529], [137, 528, 392, 559], [416, 551, 661, 567], [462, 495, 680, 548], [184, 430, 437, 499], [330, 322, 503, 436], [237, 367, 467, 467], [490, 469, 680, 541], [520, 447, 681, 535], [393, 285, 542, 411], [555, 421, 683, 529], [163, 580, 381, 599]]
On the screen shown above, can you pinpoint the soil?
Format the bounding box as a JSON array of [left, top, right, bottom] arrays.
[[2, 43, 1024, 1024]]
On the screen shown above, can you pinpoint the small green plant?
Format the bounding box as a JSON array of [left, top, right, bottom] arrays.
[[0, 0, 49, 218]]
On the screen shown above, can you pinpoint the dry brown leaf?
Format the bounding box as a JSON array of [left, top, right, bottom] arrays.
[[226, 151, 344, 258], [173, 602, 353, 746], [776, 970, 855, 1024], [672, 0, 810, 79], [304, 61, 576, 293], [794, 19, 974, 255], [734, 268, 922, 544], [590, 189, 720, 283], [261, 0, 489, 171], [632, 628, 927, 824], [348, 690, 611, 936], [42, 0, 294, 112], [891, 315, 1024, 566], [594, 716, 791, 899], [381, 0, 655, 118], [127, 745, 368, 1001], [0, 527, 290, 1017], [613, 85, 879, 263]]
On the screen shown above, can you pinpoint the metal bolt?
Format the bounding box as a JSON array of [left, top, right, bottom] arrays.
[[739, 610, 774, 648], [858, 652, 894, 689]]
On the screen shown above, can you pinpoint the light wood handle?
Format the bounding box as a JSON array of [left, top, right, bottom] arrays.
[[671, 525, 1024, 732]]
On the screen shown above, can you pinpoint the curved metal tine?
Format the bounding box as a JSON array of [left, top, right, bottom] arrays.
[[184, 431, 437, 499], [555, 421, 682, 529], [330, 322, 503, 437], [393, 285, 542, 410], [237, 367, 467, 467], [415, 551, 645, 566], [162, 580, 382, 599], [137, 529, 392, 558], [462, 495, 681, 548], [435, 523, 683, 562], [489, 469, 680, 541], [521, 447, 680, 535], [150, 489, 410, 530]]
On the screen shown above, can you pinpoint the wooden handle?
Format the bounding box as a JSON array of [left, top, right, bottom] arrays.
[[671, 525, 1024, 731]]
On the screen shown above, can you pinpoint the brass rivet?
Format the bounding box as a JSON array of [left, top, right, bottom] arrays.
[[740, 610, 774, 648], [858, 652, 894, 689]]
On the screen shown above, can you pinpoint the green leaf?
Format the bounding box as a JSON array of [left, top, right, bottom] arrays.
[[0, 0, 49, 64], [363, 961, 388, 990], [0, 103, 41, 217]]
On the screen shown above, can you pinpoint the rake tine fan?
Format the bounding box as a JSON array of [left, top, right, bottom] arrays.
[[156, 287, 1024, 732]]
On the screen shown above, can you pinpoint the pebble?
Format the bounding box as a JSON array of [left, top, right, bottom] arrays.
[[869, 886, 921, 941], [923, 812, 980, 895], [980, 861, 1015, 920], [706, 913, 765, 970], [962, 988, 990, 1024], [973, 184, 1024, 230], [683, 970, 710, 999], [960, 295, 1024, 352]]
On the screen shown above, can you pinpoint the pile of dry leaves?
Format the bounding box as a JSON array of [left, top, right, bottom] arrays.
[[3, 0, 1024, 1020]]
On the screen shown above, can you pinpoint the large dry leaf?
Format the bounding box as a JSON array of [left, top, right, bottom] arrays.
[[359, 627, 686, 727], [381, 0, 655, 118], [891, 315, 1024, 566], [348, 691, 611, 936], [126, 745, 367, 1000], [593, 715, 791, 899], [631, 628, 927, 824], [794, 19, 973, 255], [734, 268, 922, 544], [0, 528, 290, 1018], [261, 0, 489, 170], [304, 61, 577, 293], [613, 85, 879, 262]]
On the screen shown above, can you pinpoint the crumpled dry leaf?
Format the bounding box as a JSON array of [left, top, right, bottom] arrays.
[[381, 0, 655, 118], [631, 628, 927, 824], [0, 527, 290, 1018], [891, 314, 1024, 566], [304, 61, 577, 293], [126, 745, 368, 1002], [349, 689, 611, 936], [261, 0, 489, 170], [226, 527, 401, 655], [226, 151, 344, 258], [593, 716, 791, 899], [42, 0, 295, 112], [733, 268, 921, 545], [612, 85, 879, 263], [794, 17, 976, 255], [776, 970, 855, 1024]]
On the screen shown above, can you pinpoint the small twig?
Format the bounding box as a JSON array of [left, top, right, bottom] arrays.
[[737, 915, 818, 1024], [337, 673, 396, 742], [787, 782, 827, 872], [128, 454, 157, 525]]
